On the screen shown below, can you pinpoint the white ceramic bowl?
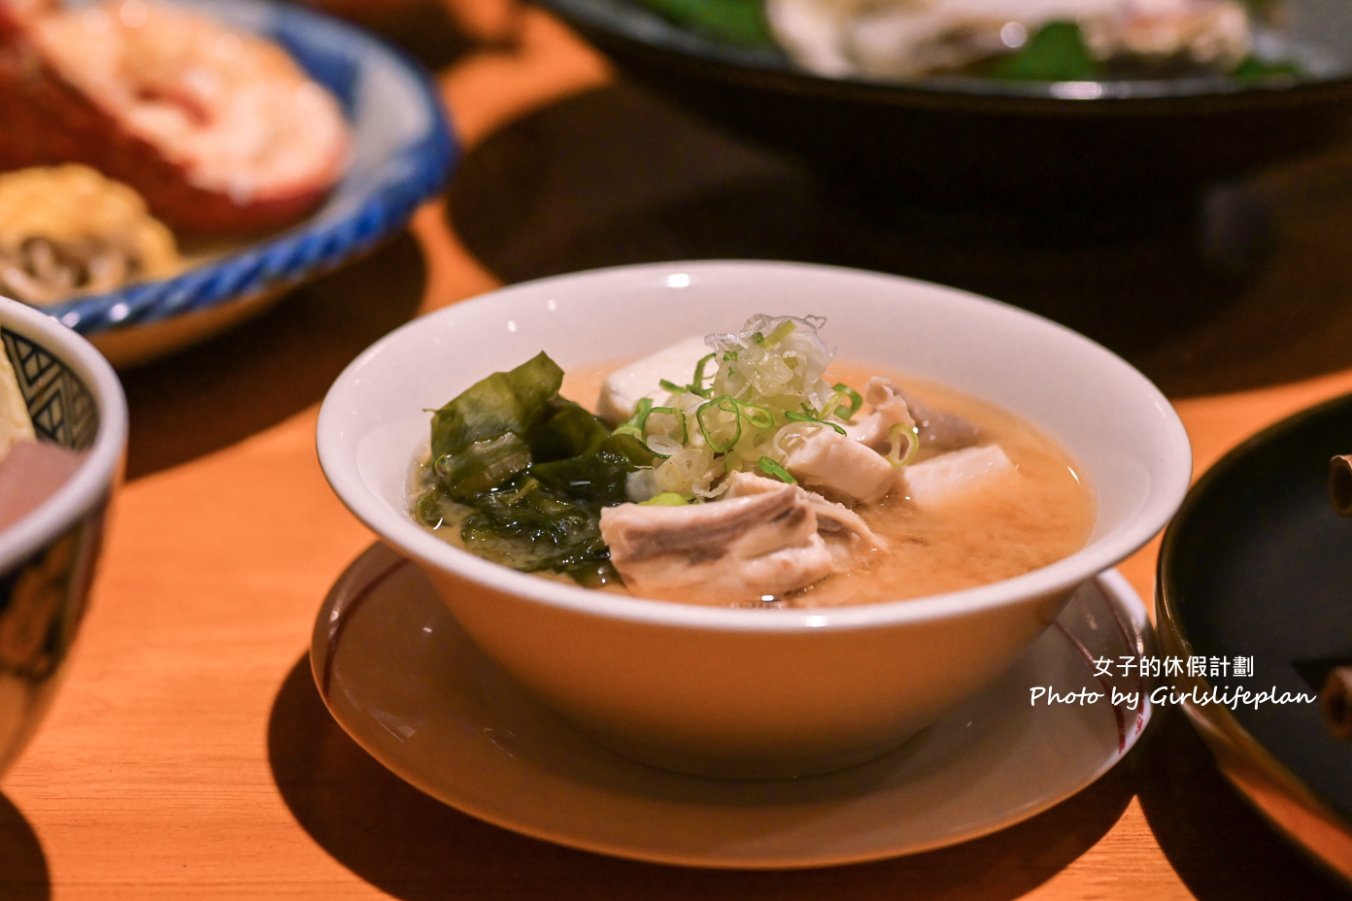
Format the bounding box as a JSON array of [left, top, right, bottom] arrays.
[[317, 261, 1191, 779], [0, 297, 127, 779]]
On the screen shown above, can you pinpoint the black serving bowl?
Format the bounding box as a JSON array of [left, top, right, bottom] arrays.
[[1157, 392, 1352, 884], [534, 0, 1352, 209]]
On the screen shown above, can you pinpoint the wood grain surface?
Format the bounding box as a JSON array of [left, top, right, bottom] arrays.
[[3, 1, 1351, 897]]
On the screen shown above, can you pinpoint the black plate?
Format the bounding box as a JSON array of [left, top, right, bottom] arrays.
[[535, 0, 1352, 207], [1158, 392, 1352, 879]]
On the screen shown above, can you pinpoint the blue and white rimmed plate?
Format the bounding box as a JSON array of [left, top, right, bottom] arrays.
[[38, 0, 456, 367]]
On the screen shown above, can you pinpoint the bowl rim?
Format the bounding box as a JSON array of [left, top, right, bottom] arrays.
[[0, 297, 128, 570], [317, 259, 1193, 632]]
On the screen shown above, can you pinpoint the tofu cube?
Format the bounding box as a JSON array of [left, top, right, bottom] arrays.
[[597, 335, 711, 424], [902, 444, 1013, 507]]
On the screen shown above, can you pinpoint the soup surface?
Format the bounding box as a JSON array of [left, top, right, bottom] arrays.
[[578, 361, 1091, 607]]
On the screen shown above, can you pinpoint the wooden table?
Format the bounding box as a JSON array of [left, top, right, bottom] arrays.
[[4, 2, 1352, 896]]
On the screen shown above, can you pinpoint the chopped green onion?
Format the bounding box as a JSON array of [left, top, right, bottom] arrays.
[[886, 422, 921, 469], [661, 360, 714, 398], [832, 383, 863, 421], [784, 410, 847, 435], [740, 402, 776, 431], [693, 353, 716, 391], [646, 405, 689, 444], [757, 456, 797, 484], [613, 397, 654, 439], [696, 395, 742, 453]]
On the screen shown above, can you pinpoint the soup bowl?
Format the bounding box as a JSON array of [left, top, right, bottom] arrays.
[[317, 261, 1191, 779], [0, 297, 126, 779]]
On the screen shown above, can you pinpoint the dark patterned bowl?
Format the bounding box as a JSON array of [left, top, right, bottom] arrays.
[[0, 298, 126, 779]]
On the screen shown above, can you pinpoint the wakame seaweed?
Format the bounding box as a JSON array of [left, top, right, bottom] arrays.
[[418, 352, 657, 582]]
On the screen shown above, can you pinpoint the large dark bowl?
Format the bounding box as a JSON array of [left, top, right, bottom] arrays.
[[535, 0, 1352, 208], [1157, 392, 1352, 883]]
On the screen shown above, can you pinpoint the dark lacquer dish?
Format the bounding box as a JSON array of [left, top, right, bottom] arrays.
[[535, 0, 1352, 206], [1158, 391, 1352, 883]]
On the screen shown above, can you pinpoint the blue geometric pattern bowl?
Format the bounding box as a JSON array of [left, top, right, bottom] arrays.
[[1, 328, 98, 451], [36, 0, 458, 367], [0, 297, 127, 779]]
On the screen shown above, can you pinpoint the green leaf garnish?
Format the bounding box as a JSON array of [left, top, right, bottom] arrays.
[[988, 21, 1100, 82]]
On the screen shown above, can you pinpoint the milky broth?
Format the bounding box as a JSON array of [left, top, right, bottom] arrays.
[[562, 360, 1095, 608]]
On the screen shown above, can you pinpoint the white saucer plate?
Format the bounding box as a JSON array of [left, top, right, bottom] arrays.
[[311, 543, 1155, 869]]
